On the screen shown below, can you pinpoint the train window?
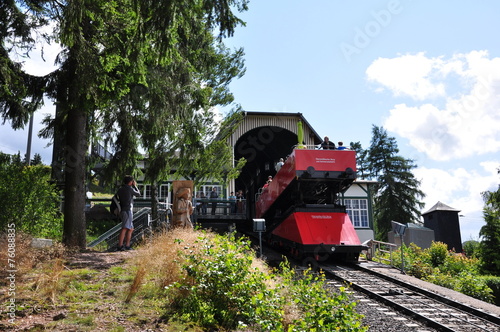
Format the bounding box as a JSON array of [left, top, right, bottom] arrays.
[[345, 199, 369, 228]]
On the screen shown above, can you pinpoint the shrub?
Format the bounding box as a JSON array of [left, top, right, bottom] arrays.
[[166, 232, 283, 331], [280, 265, 366, 332], [456, 272, 493, 303], [423, 269, 457, 290], [463, 240, 481, 258], [0, 154, 63, 239], [130, 229, 367, 331], [441, 253, 480, 275], [428, 242, 448, 267], [482, 276, 500, 306], [377, 241, 494, 303]]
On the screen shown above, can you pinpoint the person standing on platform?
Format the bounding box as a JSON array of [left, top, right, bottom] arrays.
[[117, 175, 141, 251], [210, 186, 218, 215], [229, 191, 236, 213], [236, 190, 245, 213]]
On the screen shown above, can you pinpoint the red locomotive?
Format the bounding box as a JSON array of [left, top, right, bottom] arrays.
[[255, 148, 366, 262]]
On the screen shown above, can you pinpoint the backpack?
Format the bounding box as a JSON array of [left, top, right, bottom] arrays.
[[110, 194, 121, 216]]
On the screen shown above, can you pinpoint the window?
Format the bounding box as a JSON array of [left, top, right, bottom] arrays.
[[142, 185, 151, 199], [159, 184, 170, 200], [345, 199, 369, 228], [197, 185, 223, 198]]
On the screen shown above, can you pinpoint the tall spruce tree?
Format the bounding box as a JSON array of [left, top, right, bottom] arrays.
[[479, 167, 500, 275], [365, 125, 425, 241]]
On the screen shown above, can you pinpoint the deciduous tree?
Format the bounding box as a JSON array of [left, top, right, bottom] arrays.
[[479, 167, 500, 275]]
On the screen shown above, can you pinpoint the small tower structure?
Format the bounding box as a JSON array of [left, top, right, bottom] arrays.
[[422, 201, 462, 253]]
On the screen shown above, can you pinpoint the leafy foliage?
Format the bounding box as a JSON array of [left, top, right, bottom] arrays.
[[479, 169, 500, 276], [0, 152, 62, 238], [134, 230, 367, 331], [383, 242, 493, 303], [463, 240, 481, 259]]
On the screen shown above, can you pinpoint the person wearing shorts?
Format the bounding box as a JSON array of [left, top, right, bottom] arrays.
[[117, 175, 141, 251]]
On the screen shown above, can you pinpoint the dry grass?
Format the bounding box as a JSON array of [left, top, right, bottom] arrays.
[[127, 228, 277, 303], [0, 232, 66, 279], [34, 258, 65, 303], [127, 228, 213, 299]]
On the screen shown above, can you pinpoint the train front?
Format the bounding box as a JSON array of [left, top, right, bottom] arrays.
[[255, 148, 367, 262]]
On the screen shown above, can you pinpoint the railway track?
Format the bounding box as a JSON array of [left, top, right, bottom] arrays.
[[320, 263, 500, 332]]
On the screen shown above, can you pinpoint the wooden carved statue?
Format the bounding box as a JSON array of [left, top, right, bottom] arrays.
[[172, 187, 194, 229]]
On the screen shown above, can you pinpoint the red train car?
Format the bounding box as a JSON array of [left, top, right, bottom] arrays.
[[255, 148, 366, 262]]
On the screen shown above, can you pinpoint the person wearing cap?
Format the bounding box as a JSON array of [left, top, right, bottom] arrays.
[[117, 175, 141, 251]]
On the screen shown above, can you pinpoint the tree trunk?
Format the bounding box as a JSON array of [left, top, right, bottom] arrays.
[[151, 183, 159, 228], [62, 99, 88, 248]]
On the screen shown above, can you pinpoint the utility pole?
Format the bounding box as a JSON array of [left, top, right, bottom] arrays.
[[26, 114, 34, 165]]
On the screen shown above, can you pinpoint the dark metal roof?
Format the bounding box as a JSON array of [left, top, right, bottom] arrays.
[[422, 201, 461, 215]]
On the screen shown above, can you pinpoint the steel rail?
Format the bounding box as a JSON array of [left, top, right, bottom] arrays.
[[322, 264, 500, 332]]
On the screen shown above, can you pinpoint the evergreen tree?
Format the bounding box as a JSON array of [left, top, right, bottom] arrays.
[[479, 167, 500, 275], [365, 125, 425, 241], [350, 141, 369, 179], [31, 153, 43, 166]]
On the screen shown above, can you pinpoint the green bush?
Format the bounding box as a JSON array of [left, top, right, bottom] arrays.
[[0, 153, 63, 239], [463, 240, 481, 258], [163, 232, 367, 331], [379, 241, 493, 303], [456, 272, 493, 303], [428, 241, 448, 267], [441, 252, 480, 275], [423, 269, 458, 290], [482, 276, 500, 305]]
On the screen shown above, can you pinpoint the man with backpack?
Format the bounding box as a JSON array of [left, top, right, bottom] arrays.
[[116, 175, 141, 251]]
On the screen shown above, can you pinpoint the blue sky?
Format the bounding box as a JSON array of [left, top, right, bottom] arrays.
[[1, 1, 499, 241]]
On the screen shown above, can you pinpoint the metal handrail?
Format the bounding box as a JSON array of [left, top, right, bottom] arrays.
[[366, 240, 398, 266], [87, 207, 151, 249]]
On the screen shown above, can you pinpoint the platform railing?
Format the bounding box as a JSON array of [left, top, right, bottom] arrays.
[[194, 198, 246, 216], [366, 240, 398, 266], [291, 144, 352, 150]]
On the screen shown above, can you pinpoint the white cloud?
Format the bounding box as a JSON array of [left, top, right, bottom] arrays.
[[366, 52, 446, 100], [414, 162, 499, 239], [369, 51, 500, 161], [416, 163, 499, 216]]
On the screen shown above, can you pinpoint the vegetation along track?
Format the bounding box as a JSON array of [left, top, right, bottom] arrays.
[[321, 263, 500, 332]]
